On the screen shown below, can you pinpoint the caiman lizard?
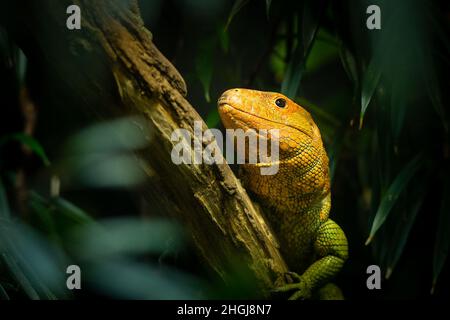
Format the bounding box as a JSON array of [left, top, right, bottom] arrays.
[[218, 88, 348, 300]]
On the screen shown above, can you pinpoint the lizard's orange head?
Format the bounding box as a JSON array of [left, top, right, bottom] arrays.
[[218, 88, 321, 154]]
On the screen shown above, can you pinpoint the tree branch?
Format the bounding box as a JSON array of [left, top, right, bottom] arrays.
[[2, 0, 289, 295]]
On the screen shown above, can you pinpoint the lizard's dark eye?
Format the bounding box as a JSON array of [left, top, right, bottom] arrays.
[[275, 98, 286, 108]]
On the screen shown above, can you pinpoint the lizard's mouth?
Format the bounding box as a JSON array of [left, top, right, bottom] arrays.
[[218, 101, 312, 139]]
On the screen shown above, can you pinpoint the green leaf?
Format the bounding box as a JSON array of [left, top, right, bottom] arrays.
[[29, 191, 94, 227], [0, 283, 10, 300], [29, 195, 60, 243], [217, 24, 229, 53], [53, 197, 94, 225], [0, 177, 11, 218], [360, 59, 381, 129], [0, 133, 50, 166], [305, 31, 339, 74], [390, 78, 407, 141], [0, 254, 40, 299], [339, 46, 359, 86], [0, 221, 67, 299], [385, 192, 424, 279], [366, 154, 423, 245], [432, 174, 450, 293], [423, 62, 448, 133], [206, 109, 221, 128], [295, 97, 341, 127], [225, 0, 250, 30], [16, 49, 27, 87], [87, 258, 203, 299], [71, 218, 182, 260], [281, 1, 325, 98], [265, 0, 272, 19], [326, 128, 346, 183], [64, 116, 151, 155], [196, 40, 214, 103]]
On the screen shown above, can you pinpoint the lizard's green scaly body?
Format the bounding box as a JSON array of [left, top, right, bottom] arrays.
[[218, 88, 348, 300]]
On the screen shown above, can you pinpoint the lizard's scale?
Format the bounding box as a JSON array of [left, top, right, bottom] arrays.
[[218, 88, 348, 299]]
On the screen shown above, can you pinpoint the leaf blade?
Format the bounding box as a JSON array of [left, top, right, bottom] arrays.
[[360, 59, 381, 129], [366, 154, 423, 244]]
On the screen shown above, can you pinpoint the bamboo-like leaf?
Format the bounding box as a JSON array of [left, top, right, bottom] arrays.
[[423, 62, 448, 133], [29, 191, 94, 226], [390, 78, 407, 141], [282, 1, 325, 98], [29, 195, 60, 243], [0, 283, 10, 300], [305, 31, 339, 74], [87, 258, 203, 299], [360, 59, 381, 129], [0, 254, 40, 299], [327, 129, 346, 183], [16, 49, 27, 87], [52, 197, 94, 225], [217, 24, 229, 53], [339, 46, 359, 87], [0, 222, 66, 299], [432, 174, 450, 293], [0, 133, 50, 166], [385, 192, 424, 278], [71, 218, 182, 260], [0, 178, 10, 218], [265, 0, 272, 19], [225, 0, 250, 30], [295, 97, 341, 127], [281, 51, 304, 99], [196, 40, 214, 103], [365, 154, 423, 245]]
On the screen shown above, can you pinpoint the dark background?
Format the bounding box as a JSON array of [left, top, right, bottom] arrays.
[[0, 0, 449, 300]]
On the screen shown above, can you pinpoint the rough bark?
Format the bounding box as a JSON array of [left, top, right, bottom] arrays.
[[1, 0, 289, 295]]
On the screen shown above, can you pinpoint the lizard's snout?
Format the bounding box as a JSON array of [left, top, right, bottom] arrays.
[[218, 89, 242, 107]]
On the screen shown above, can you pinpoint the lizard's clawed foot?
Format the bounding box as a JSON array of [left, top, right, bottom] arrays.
[[272, 272, 312, 300]]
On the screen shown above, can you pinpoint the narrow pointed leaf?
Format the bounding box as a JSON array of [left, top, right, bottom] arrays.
[[423, 62, 448, 133], [366, 154, 423, 244], [386, 193, 424, 278], [0, 284, 10, 299], [265, 0, 272, 19], [196, 40, 214, 103], [339, 46, 359, 86], [360, 59, 381, 129], [225, 0, 250, 30], [0, 133, 50, 166], [0, 254, 40, 299], [390, 79, 407, 140], [282, 1, 326, 98]]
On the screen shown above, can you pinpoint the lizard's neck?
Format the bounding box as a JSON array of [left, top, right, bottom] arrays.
[[241, 133, 330, 217]]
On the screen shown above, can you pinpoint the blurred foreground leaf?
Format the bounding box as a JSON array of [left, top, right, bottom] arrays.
[[71, 218, 182, 260], [0, 220, 69, 299], [87, 258, 203, 299], [61, 117, 152, 188]]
